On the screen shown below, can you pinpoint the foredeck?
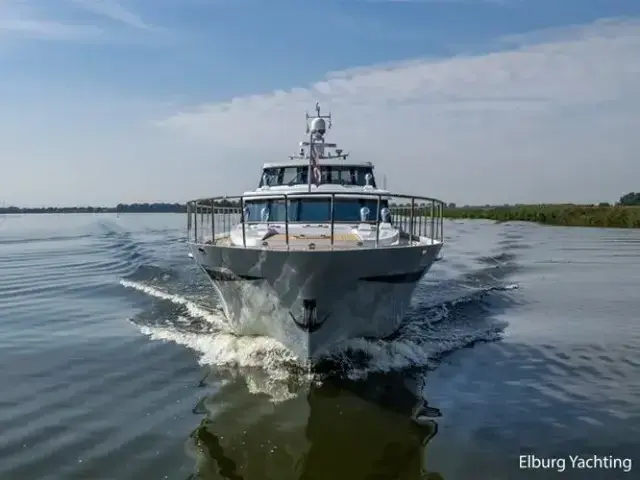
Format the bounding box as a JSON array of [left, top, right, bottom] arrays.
[[187, 191, 445, 251], [207, 234, 438, 251]]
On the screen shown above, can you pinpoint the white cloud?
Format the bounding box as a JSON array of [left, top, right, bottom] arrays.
[[0, 1, 159, 42], [67, 0, 156, 31], [0, 1, 103, 40], [158, 18, 640, 205], [0, 16, 102, 39]]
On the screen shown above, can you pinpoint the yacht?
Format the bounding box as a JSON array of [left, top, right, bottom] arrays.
[[186, 103, 445, 363]]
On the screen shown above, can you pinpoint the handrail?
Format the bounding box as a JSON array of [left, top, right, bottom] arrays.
[[186, 191, 445, 249], [189, 191, 443, 205]]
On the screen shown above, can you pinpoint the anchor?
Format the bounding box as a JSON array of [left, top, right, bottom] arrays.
[[289, 299, 329, 333]]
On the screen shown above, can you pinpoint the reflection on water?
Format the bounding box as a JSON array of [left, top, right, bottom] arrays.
[[187, 371, 443, 480]]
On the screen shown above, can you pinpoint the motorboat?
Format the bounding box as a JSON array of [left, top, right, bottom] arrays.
[[186, 103, 445, 363]]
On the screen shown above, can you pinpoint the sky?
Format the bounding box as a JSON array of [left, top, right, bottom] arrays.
[[1, 0, 639, 207]]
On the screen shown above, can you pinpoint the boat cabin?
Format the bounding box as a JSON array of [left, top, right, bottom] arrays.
[[243, 195, 390, 224], [244, 103, 391, 224]]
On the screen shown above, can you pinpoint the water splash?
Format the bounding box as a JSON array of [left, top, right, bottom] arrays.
[[123, 272, 517, 400]]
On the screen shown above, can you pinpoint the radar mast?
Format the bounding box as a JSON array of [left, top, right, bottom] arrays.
[[301, 102, 350, 191]]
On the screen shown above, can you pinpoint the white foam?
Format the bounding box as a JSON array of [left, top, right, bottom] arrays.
[[121, 279, 298, 399], [323, 284, 516, 379], [136, 325, 305, 402], [329, 324, 504, 380], [137, 325, 296, 367], [123, 277, 515, 388], [120, 279, 227, 327]]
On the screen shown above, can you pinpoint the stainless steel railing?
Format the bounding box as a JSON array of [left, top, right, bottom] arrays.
[[186, 192, 444, 248]]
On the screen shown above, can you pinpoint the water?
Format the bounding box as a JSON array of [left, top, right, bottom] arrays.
[[1, 213, 639, 479]]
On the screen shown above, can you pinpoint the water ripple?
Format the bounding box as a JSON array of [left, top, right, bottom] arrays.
[[0, 214, 638, 479]]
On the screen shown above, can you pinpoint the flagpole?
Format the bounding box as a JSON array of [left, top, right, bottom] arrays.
[[308, 129, 313, 193]]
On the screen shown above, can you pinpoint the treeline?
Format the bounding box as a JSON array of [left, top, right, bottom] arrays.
[[2, 192, 639, 228], [619, 192, 640, 206], [0, 200, 239, 214]]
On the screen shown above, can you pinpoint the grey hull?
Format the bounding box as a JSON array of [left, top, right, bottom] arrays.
[[190, 242, 443, 362]]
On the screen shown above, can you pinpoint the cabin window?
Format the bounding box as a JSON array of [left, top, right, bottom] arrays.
[[243, 198, 389, 223], [243, 199, 287, 222], [321, 166, 376, 187], [260, 167, 308, 187], [259, 166, 375, 187]]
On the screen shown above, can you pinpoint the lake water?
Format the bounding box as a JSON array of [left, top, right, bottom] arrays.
[[1, 213, 639, 479]]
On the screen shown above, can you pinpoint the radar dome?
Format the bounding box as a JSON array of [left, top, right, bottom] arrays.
[[310, 117, 326, 135]]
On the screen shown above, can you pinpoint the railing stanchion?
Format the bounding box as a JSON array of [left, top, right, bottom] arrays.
[[430, 200, 435, 245], [200, 205, 204, 239], [440, 202, 444, 243], [194, 203, 198, 243], [403, 205, 406, 233], [187, 202, 192, 241], [409, 198, 415, 244], [284, 195, 290, 248], [375, 195, 380, 248], [211, 199, 215, 244], [240, 197, 246, 247], [330, 193, 335, 248]]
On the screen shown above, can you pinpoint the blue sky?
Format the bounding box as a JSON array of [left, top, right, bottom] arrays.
[[1, 0, 639, 206]]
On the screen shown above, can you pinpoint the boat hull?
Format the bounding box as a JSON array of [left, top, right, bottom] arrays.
[[189, 241, 443, 362]]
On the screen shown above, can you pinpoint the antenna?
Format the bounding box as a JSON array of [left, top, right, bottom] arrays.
[[300, 102, 343, 189], [306, 102, 332, 131]]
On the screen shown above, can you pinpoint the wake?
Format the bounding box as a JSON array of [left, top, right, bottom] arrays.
[[121, 275, 517, 383]]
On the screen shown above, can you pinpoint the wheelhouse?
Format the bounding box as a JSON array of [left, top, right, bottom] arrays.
[[259, 164, 377, 188]]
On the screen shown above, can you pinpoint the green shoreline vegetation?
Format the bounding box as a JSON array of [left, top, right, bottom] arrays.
[[1, 192, 639, 228], [442, 192, 640, 228]]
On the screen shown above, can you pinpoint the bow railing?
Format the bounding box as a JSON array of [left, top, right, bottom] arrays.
[[186, 191, 444, 249]]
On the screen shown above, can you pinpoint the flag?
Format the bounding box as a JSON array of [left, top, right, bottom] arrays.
[[310, 145, 321, 185]]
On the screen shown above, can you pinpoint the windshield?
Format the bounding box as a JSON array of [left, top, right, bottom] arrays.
[[259, 166, 376, 187], [244, 198, 389, 223]]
